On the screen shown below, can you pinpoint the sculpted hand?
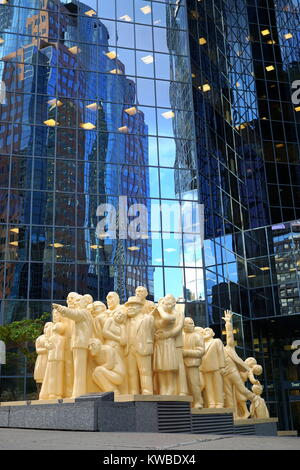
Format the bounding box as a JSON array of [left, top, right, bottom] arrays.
[[155, 330, 168, 340], [222, 310, 232, 323]]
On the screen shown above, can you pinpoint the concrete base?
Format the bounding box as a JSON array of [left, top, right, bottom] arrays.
[[0, 396, 279, 436], [234, 418, 278, 436]]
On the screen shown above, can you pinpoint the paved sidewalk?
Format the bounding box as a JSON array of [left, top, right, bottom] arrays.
[[0, 428, 299, 450]]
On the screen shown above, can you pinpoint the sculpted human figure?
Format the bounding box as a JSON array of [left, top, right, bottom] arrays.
[[157, 294, 189, 396], [236, 357, 263, 419], [152, 297, 179, 395], [53, 294, 94, 398], [103, 309, 127, 353], [43, 322, 66, 399], [222, 310, 257, 418], [195, 326, 206, 406], [250, 384, 270, 419], [89, 301, 107, 341], [124, 296, 155, 395], [135, 286, 155, 314], [183, 318, 205, 408], [34, 322, 53, 395], [53, 301, 74, 398], [200, 327, 226, 408], [107, 292, 122, 318], [88, 338, 126, 394]]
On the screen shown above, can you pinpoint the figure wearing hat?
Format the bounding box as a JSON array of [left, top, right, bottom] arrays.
[[124, 296, 155, 395]]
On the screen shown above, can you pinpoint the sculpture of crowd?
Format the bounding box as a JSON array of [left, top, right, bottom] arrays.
[[34, 287, 270, 420]]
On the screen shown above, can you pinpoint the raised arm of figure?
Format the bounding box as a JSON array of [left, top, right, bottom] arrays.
[[222, 309, 235, 348]]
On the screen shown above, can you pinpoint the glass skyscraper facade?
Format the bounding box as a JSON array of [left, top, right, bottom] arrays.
[[0, 0, 299, 432]]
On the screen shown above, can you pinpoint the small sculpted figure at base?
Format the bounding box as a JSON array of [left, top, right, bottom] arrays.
[[44, 322, 66, 399], [250, 384, 270, 419], [34, 322, 53, 395], [183, 318, 205, 408], [88, 338, 126, 393]]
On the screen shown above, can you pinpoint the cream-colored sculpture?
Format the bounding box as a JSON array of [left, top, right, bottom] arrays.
[[183, 318, 205, 408], [152, 297, 179, 395], [53, 294, 94, 398], [33, 288, 271, 422], [107, 291, 122, 317], [53, 302, 74, 398], [157, 294, 189, 396], [250, 384, 270, 419], [200, 327, 225, 408], [124, 296, 154, 395], [222, 310, 257, 418], [44, 322, 66, 399], [89, 301, 107, 341], [88, 338, 126, 393], [34, 322, 53, 394], [135, 286, 155, 314]]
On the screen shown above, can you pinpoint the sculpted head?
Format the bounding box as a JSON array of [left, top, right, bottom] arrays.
[[195, 326, 205, 337], [252, 364, 263, 376], [91, 301, 107, 317], [52, 308, 61, 323], [203, 327, 215, 340], [125, 296, 143, 317], [44, 322, 53, 338], [88, 338, 102, 356], [53, 322, 65, 335], [162, 294, 176, 312], [114, 308, 127, 324], [135, 286, 148, 302], [245, 357, 257, 369], [79, 294, 94, 309], [184, 317, 195, 333], [252, 384, 263, 396], [107, 292, 120, 310], [67, 292, 81, 308]]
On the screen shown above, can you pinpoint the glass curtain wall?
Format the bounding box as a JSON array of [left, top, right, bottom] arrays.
[[0, 0, 205, 400]]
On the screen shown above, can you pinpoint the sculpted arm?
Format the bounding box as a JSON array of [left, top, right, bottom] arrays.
[[183, 336, 205, 358], [222, 310, 235, 348], [36, 337, 47, 355], [164, 310, 184, 339], [52, 304, 85, 322], [103, 318, 120, 343]]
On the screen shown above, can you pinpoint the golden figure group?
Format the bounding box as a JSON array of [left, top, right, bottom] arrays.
[[34, 288, 270, 420]]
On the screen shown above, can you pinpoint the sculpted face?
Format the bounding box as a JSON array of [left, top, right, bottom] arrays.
[[92, 302, 107, 316], [79, 294, 93, 309], [88, 339, 101, 356], [126, 304, 141, 317], [135, 286, 148, 301], [114, 309, 126, 324], [44, 322, 53, 338], [67, 292, 80, 308], [162, 294, 176, 312], [52, 309, 61, 323], [184, 318, 195, 333], [203, 327, 214, 340], [107, 292, 119, 310]]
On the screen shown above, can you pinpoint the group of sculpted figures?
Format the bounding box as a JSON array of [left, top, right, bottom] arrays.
[[34, 287, 270, 420]]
